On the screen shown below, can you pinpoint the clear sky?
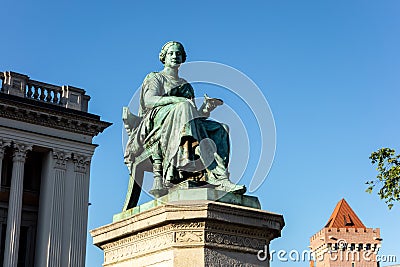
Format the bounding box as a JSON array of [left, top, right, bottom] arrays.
[[1, 1, 400, 266]]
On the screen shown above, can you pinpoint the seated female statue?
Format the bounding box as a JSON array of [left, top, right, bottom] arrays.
[[124, 41, 245, 196]]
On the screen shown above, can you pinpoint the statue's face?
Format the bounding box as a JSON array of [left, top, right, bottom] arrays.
[[164, 44, 183, 68]]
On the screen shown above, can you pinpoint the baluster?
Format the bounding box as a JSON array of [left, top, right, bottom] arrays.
[[33, 86, 39, 100], [53, 90, 59, 104], [39, 87, 45, 101], [46, 88, 52, 102], [26, 84, 33, 98]]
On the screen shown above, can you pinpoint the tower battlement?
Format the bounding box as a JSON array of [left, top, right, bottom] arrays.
[[309, 199, 381, 267], [311, 227, 380, 240]]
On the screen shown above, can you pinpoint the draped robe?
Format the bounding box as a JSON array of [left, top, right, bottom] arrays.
[[124, 71, 230, 183]]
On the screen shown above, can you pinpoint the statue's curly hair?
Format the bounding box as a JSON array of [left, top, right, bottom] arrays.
[[159, 41, 187, 64]]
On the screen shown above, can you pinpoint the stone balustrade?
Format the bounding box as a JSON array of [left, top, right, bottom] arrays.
[[0, 71, 90, 112], [26, 79, 63, 105]]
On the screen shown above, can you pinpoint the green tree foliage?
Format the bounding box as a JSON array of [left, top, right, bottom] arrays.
[[366, 148, 400, 209]]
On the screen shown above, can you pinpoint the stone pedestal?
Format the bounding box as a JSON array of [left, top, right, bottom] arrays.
[[91, 195, 284, 267]]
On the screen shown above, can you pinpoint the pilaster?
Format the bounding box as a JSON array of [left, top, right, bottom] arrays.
[[69, 154, 91, 267], [3, 142, 32, 267], [46, 150, 71, 267]]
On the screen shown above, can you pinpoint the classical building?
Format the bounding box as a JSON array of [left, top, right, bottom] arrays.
[[0, 71, 110, 267], [310, 198, 381, 267]]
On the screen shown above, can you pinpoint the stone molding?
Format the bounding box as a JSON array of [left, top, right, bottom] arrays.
[[92, 201, 284, 245], [0, 93, 111, 137]]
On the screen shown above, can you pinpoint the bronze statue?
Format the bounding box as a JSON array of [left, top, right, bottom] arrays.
[[122, 41, 245, 210]]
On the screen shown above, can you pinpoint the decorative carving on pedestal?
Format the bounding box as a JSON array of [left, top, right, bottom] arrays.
[[175, 231, 203, 243], [204, 249, 258, 267], [205, 232, 265, 251]]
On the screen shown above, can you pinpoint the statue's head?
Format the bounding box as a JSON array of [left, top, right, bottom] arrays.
[[159, 41, 187, 64]]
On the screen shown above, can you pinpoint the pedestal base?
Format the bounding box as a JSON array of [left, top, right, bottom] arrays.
[[91, 199, 284, 267]]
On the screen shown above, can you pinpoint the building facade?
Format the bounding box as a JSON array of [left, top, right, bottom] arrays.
[[0, 71, 110, 267], [310, 199, 381, 267]]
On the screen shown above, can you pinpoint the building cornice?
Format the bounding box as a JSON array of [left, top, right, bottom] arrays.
[[0, 92, 111, 137]]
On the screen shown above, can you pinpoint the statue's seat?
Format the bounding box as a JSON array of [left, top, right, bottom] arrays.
[[122, 107, 166, 210]]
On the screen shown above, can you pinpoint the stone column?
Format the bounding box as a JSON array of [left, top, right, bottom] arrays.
[[3, 143, 32, 267], [47, 150, 70, 267], [0, 139, 11, 189], [69, 154, 90, 267]]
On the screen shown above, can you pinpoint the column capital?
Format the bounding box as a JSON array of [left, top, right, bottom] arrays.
[[73, 154, 91, 173], [13, 143, 32, 162], [0, 139, 12, 159], [53, 150, 71, 170]]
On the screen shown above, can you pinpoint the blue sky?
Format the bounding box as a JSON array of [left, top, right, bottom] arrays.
[[1, 1, 400, 266]]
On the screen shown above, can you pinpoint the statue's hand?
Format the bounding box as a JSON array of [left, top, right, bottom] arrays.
[[200, 94, 223, 114]]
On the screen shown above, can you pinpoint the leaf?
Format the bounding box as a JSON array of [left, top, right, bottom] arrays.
[[366, 148, 400, 210]]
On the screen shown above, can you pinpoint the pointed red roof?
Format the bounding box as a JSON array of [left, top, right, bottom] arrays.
[[324, 199, 366, 229]]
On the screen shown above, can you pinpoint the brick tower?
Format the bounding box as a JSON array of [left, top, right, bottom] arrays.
[[309, 199, 381, 267]]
